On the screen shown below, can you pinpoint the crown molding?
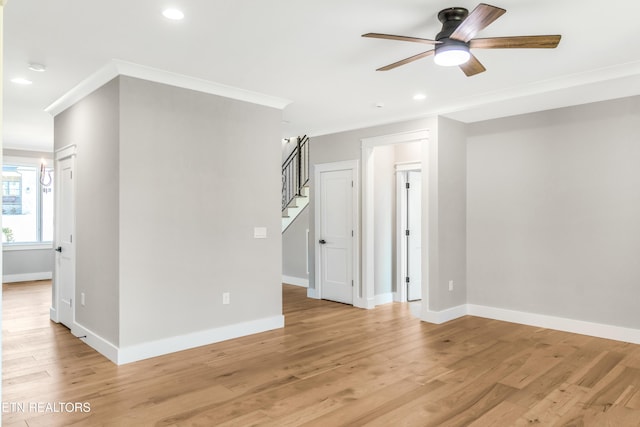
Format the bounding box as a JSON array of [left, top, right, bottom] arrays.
[[45, 59, 292, 116]]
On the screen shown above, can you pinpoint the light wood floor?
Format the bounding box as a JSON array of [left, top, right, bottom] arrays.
[[3, 281, 640, 426]]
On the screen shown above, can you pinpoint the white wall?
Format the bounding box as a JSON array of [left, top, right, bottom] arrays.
[[282, 206, 309, 285], [467, 96, 640, 329], [373, 144, 395, 296]]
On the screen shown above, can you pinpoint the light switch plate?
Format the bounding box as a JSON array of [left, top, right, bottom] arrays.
[[254, 227, 267, 239]]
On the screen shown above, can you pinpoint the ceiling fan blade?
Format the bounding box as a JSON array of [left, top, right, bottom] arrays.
[[376, 50, 435, 71], [450, 3, 506, 42], [470, 35, 561, 49], [362, 33, 440, 45], [459, 54, 486, 76]]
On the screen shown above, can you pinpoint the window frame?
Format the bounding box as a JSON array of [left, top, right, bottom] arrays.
[[2, 155, 54, 250]]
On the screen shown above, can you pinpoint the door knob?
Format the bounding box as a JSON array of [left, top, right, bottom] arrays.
[[55, 246, 62, 252], [319, 239, 326, 244]]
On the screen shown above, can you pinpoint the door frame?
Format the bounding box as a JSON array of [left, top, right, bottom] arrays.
[[312, 160, 360, 306], [361, 130, 429, 309], [50, 144, 77, 324], [395, 164, 422, 303]]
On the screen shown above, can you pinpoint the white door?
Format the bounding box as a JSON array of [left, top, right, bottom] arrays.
[[318, 168, 354, 304], [407, 171, 422, 301], [55, 155, 75, 329]]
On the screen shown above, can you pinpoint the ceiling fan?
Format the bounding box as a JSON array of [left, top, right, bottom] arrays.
[[363, 3, 561, 76]]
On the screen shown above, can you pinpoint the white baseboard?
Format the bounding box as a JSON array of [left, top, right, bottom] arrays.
[[354, 296, 375, 309], [421, 303, 640, 345], [282, 275, 309, 288], [307, 287, 319, 299], [117, 315, 285, 365], [422, 304, 468, 324], [375, 292, 394, 306], [72, 322, 120, 364], [50, 306, 58, 323], [3, 272, 52, 283], [467, 304, 640, 345]]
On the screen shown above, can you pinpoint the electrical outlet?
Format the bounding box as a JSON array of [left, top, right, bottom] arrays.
[[222, 292, 230, 305], [448, 280, 454, 291], [81, 292, 86, 306]]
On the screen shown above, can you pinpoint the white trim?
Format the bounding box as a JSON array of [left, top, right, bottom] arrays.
[[307, 287, 319, 299], [306, 228, 310, 275], [395, 162, 422, 172], [282, 275, 309, 288], [313, 160, 360, 307], [375, 293, 394, 306], [45, 60, 291, 117], [72, 322, 120, 364], [467, 305, 640, 345], [420, 303, 640, 345], [362, 130, 429, 309], [3, 272, 53, 283], [396, 171, 408, 303], [422, 305, 468, 324], [50, 306, 58, 323], [3, 243, 53, 251], [117, 315, 285, 365], [55, 144, 77, 161]]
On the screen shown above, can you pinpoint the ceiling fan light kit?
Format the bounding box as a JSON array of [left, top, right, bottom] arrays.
[[363, 3, 561, 76], [434, 41, 470, 66]]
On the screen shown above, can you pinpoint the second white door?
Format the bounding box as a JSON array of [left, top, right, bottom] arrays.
[[318, 167, 354, 304]]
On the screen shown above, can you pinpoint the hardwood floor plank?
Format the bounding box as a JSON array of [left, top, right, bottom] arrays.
[[576, 351, 626, 388], [3, 281, 640, 426]]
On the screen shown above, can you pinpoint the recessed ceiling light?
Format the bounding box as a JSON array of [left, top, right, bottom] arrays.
[[413, 93, 427, 101], [162, 8, 184, 20], [28, 63, 46, 72], [11, 77, 33, 85], [375, 102, 385, 108]]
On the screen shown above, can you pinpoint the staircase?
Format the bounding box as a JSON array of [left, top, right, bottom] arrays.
[[282, 135, 309, 232]]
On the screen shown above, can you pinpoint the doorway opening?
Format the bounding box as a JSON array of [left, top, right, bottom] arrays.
[[361, 130, 428, 309]]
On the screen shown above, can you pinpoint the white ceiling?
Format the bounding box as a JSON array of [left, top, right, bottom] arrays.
[[4, 0, 640, 152]]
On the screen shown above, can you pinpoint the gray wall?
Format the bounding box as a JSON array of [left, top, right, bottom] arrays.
[[54, 76, 283, 349], [2, 249, 53, 278], [282, 206, 309, 281], [467, 96, 640, 328], [118, 77, 282, 347], [431, 117, 467, 311], [308, 117, 435, 292], [54, 78, 121, 344], [308, 115, 467, 313]]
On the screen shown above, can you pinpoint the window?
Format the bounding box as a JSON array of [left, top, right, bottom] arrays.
[[2, 159, 54, 244]]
